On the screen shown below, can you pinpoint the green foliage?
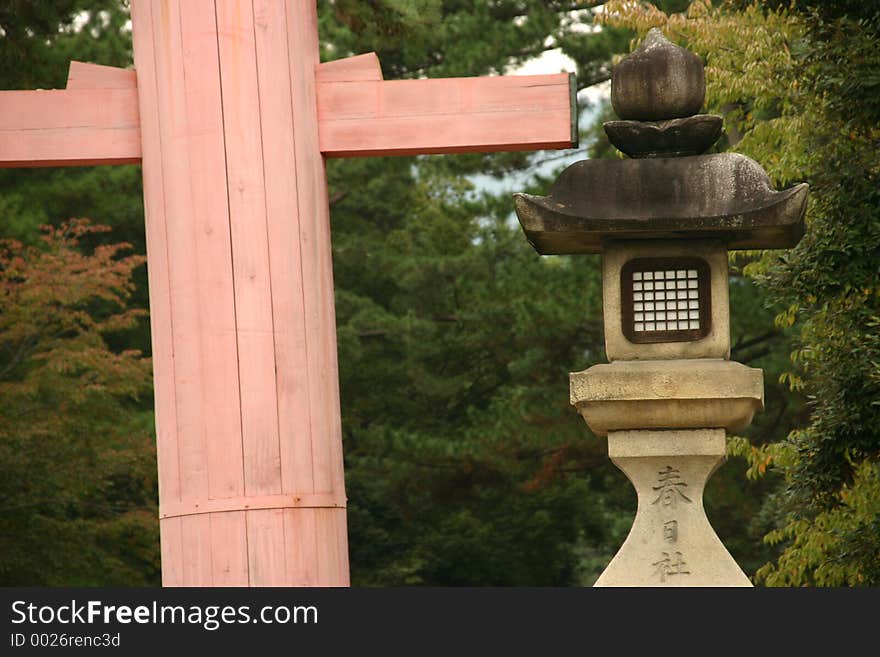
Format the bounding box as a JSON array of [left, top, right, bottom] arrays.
[[0, 221, 158, 585], [0, 1, 131, 91], [757, 460, 880, 586], [320, 1, 614, 83]]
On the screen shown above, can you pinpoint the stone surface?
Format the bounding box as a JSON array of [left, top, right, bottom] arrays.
[[611, 29, 705, 121], [595, 429, 752, 587], [602, 240, 730, 361], [570, 358, 764, 436], [603, 114, 722, 158], [513, 152, 809, 254]]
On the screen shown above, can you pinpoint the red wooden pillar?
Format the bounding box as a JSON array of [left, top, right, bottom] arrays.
[[130, 0, 348, 586]]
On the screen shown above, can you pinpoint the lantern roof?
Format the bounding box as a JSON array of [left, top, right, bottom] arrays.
[[514, 28, 808, 255], [514, 153, 808, 254]]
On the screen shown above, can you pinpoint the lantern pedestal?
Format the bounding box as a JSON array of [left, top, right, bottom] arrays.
[[595, 429, 751, 587], [570, 359, 764, 435], [570, 358, 764, 586], [571, 360, 762, 586]]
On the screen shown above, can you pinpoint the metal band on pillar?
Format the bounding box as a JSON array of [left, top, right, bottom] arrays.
[[160, 494, 347, 520]]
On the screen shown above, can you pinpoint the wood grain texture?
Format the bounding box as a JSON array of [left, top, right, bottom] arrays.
[[131, 0, 350, 586], [286, 0, 347, 504], [1, 53, 574, 167], [316, 507, 346, 585], [129, 1, 182, 587], [283, 508, 318, 586], [285, 0, 350, 585], [175, 0, 244, 503], [131, 0, 245, 585], [246, 509, 286, 587], [315, 52, 382, 82], [158, 516, 183, 587], [209, 511, 249, 586], [317, 73, 575, 157], [0, 88, 140, 167], [216, 0, 282, 499], [180, 514, 213, 586], [66, 61, 138, 89], [253, 0, 315, 498]]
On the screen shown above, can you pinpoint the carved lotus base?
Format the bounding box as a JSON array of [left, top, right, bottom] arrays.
[[603, 114, 722, 158]]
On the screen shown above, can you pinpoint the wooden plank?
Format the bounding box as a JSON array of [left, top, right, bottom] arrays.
[[316, 508, 348, 585], [158, 516, 183, 586], [0, 88, 141, 167], [175, 0, 244, 503], [317, 73, 576, 157], [315, 52, 382, 82], [209, 511, 249, 586], [0, 55, 572, 167], [146, 0, 209, 510], [253, 0, 315, 497], [130, 0, 182, 565], [283, 508, 318, 586], [335, 507, 350, 585], [133, 0, 248, 588], [180, 514, 214, 585], [246, 509, 287, 586], [0, 90, 138, 129], [286, 0, 345, 499], [216, 0, 281, 498], [66, 61, 137, 89]]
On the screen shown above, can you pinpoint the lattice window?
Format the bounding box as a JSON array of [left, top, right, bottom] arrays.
[[620, 258, 711, 343]]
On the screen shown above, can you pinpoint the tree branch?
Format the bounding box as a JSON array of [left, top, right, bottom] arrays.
[[736, 346, 774, 364], [329, 189, 347, 206], [731, 330, 780, 359]]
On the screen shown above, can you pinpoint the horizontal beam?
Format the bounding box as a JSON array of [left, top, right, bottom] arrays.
[[0, 63, 141, 168], [0, 56, 577, 167], [317, 72, 577, 158]]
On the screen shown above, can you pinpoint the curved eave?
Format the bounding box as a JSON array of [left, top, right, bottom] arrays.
[[514, 182, 808, 255]]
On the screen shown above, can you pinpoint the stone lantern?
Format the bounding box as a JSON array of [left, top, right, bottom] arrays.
[[513, 29, 808, 586]]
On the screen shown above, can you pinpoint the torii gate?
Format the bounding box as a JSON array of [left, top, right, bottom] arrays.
[[0, 1, 575, 586]]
